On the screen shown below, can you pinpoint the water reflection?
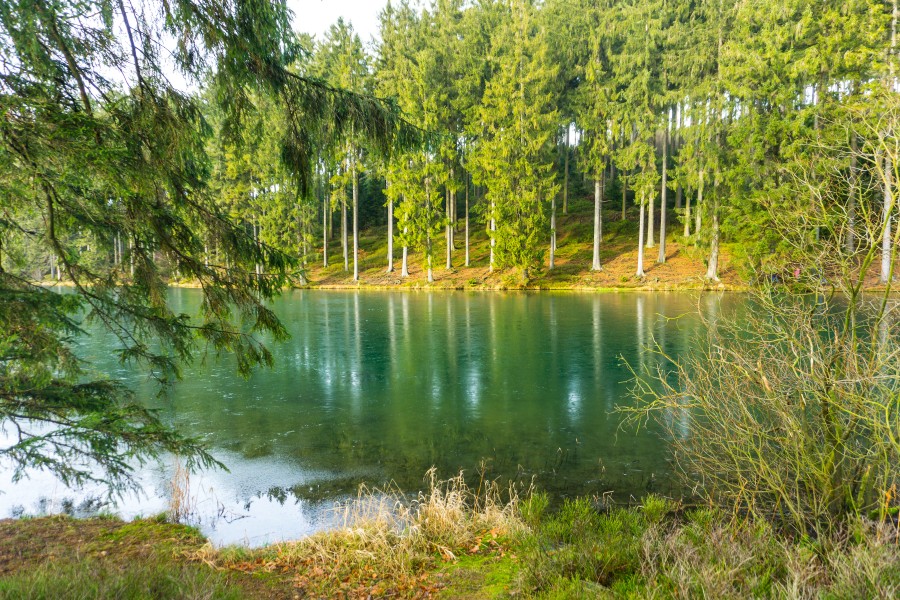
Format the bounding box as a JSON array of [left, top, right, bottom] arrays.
[[2, 290, 739, 545]]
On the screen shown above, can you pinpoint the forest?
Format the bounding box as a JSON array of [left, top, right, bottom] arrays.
[[2, 1, 900, 597], [3, 0, 899, 288]]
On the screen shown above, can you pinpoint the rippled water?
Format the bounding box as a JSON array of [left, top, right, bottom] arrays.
[[0, 290, 737, 545]]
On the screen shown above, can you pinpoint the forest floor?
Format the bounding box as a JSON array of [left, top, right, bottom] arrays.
[[303, 197, 747, 292], [1, 492, 897, 599]]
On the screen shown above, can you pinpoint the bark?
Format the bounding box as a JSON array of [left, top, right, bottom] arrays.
[[342, 192, 348, 272], [695, 168, 704, 238], [882, 0, 897, 283], [352, 162, 359, 282], [592, 175, 603, 271], [386, 178, 394, 273], [489, 201, 496, 273], [845, 136, 858, 255], [658, 125, 668, 264], [683, 187, 691, 238], [621, 175, 627, 220], [465, 176, 470, 267], [446, 186, 453, 270], [706, 196, 720, 281], [563, 128, 570, 215], [636, 195, 646, 278], [549, 191, 556, 270], [882, 153, 894, 284], [450, 186, 456, 250], [323, 190, 329, 268], [427, 178, 434, 283], [401, 228, 409, 278], [647, 153, 655, 248]]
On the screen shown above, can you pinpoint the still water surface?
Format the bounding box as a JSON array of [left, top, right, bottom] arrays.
[[1, 290, 736, 545]]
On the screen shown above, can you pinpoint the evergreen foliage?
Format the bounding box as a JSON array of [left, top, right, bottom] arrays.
[[3, 0, 899, 492]]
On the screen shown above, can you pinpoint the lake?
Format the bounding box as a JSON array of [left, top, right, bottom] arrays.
[[0, 290, 736, 546]]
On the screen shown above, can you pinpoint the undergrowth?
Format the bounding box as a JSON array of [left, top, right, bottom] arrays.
[[200, 473, 898, 599], [2, 476, 897, 598]]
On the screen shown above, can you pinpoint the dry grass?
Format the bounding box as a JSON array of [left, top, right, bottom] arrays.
[[198, 468, 528, 598], [168, 458, 195, 525]]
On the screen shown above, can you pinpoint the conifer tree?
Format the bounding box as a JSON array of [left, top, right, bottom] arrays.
[[472, 0, 559, 278]]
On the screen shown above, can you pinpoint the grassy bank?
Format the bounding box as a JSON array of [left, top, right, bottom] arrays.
[[2, 474, 897, 599], [299, 200, 747, 291]]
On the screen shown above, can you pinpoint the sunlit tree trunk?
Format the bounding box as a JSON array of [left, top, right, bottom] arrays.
[[342, 190, 348, 272], [427, 178, 434, 283], [882, 154, 894, 285], [706, 195, 720, 281], [882, 0, 898, 284], [695, 168, 704, 239], [549, 190, 556, 270], [489, 201, 496, 273], [352, 160, 359, 281], [402, 225, 410, 278], [386, 178, 394, 273], [465, 176, 470, 267], [562, 127, 569, 215], [592, 174, 603, 271], [647, 157, 655, 248], [323, 190, 329, 268], [658, 122, 668, 263], [845, 135, 858, 254], [636, 193, 646, 278], [446, 185, 453, 270]]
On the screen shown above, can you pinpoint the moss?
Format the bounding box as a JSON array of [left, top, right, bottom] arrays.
[[437, 554, 520, 599]]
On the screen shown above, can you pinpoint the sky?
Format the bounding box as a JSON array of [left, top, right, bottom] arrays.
[[288, 0, 391, 46]]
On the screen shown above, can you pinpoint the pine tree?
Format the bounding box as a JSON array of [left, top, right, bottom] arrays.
[[472, 0, 560, 279]]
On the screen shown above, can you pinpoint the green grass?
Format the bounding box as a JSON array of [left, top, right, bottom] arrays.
[[2, 490, 897, 599], [0, 558, 244, 600]]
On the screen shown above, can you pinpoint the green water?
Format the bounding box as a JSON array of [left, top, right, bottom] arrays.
[[93, 290, 732, 501]]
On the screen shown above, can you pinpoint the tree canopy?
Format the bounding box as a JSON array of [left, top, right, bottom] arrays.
[[0, 0, 415, 491]]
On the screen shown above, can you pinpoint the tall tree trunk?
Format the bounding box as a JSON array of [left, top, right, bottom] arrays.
[[647, 151, 656, 248], [845, 136, 858, 255], [341, 192, 348, 272], [465, 176, 470, 267], [563, 127, 570, 215], [882, 153, 894, 284], [386, 178, 394, 273], [695, 168, 704, 239], [549, 190, 556, 270], [706, 196, 720, 281], [592, 174, 603, 271], [253, 221, 261, 279], [489, 201, 496, 273], [658, 124, 668, 264], [683, 188, 692, 237], [675, 105, 683, 211], [450, 184, 456, 250], [402, 227, 409, 278], [636, 194, 646, 278], [427, 178, 434, 283], [352, 161, 359, 282], [622, 174, 627, 220], [323, 190, 329, 267], [882, 0, 898, 283], [446, 185, 453, 269]]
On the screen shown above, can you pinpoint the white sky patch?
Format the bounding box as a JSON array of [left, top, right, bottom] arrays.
[[288, 0, 391, 46]]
